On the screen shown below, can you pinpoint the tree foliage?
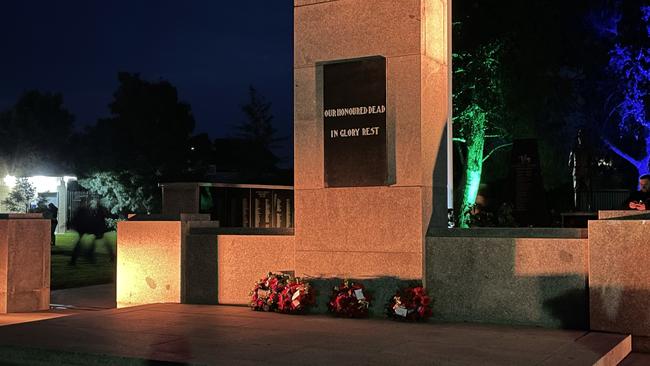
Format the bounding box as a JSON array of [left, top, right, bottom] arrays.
[[1, 178, 36, 213], [453, 39, 509, 227], [0, 91, 74, 176], [235, 85, 281, 150], [78, 72, 195, 180], [77, 171, 155, 218], [596, 2, 650, 177]]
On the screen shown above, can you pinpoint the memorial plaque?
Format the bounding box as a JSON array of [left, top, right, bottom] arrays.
[[272, 190, 294, 228], [323, 57, 387, 187], [226, 188, 250, 228], [252, 189, 272, 228], [509, 139, 545, 226]]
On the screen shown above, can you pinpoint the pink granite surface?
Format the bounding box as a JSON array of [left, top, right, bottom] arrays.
[[217, 235, 295, 305], [116, 221, 182, 308], [589, 220, 650, 337], [598, 210, 650, 220], [291, 0, 449, 281], [0, 217, 50, 313]]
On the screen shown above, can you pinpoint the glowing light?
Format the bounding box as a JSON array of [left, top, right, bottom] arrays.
[[2, 175, 76, 192], [3, 175, 16, 188]]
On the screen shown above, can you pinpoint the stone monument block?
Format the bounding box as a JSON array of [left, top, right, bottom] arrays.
[[117, 220, 182, 308], [293, 0, 450, 279], [426, 229, 589, 328], [589, 219, 650, 341], [0, 215, 50, 313]]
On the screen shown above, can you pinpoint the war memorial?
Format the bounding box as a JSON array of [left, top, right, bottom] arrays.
[[0, 0, 649, 364]]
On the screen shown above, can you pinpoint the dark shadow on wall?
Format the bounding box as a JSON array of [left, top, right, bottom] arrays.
[[426, 235, 589, 329], [542, 285, 589, 330], [428, 123, 450, 230]]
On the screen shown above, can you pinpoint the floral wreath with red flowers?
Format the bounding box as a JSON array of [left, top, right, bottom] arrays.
[[386, 286, 432, 322], [249, 272, 291, 312], [277, 278, 316, 314], [327, 280, 372, 318], [250, 273, 315, 314]]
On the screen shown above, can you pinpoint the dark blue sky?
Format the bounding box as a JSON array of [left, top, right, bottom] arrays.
[[0, 1, 293, 141]]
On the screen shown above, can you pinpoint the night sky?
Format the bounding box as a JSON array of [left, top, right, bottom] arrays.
[[0, 1, 293, 140]]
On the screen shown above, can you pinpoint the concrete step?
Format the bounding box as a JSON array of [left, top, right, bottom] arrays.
[[539, 332, 631, 366], [619, 353, 650, 366]]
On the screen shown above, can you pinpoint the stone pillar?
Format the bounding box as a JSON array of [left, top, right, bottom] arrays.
[[56, 178, 67, 233], [0, 214, 50, 313], [161, 183, 200, 216], [293, 0, 450, 279]]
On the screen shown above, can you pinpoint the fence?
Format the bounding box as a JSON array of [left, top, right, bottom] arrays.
[[577, 189, 630, 211]]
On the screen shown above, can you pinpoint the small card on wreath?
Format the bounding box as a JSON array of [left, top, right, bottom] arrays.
[[257, 289, 269, 299], [394, 306, 408, 317], [354, 289, 365, 300]]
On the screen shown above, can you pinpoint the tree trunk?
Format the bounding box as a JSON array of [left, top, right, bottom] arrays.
[[458, 108, 487, 228]]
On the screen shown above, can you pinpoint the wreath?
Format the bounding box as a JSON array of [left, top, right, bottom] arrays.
[[386, 286, 432, 322], [250, 273, 315, 314], [277, 278, 316, 314], [328, 280, 371, 318]]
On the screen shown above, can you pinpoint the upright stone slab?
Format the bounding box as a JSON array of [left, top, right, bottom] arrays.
[[294, 0, 450, 279], [0, 214, 50, 313]]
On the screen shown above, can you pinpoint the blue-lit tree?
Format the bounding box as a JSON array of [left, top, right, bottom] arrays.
[[598, 4, 650, 178]]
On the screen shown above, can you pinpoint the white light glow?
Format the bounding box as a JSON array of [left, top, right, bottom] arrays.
[[2, 175, 77, 192], [3, 175, 16, 188]]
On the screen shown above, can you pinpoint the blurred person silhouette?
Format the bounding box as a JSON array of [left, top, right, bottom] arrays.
[[68, 200, 114, 265], [43, 203, 58, 246]]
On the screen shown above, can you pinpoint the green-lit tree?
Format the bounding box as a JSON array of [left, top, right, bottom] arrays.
[[2, 178, 36, 213], [453, 41, 510, 228], [78, 171, 155, 220]]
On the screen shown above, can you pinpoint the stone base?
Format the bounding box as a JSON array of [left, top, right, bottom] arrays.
[[589, 219, 650, 337], [426, 232, 588, 328], [0, 216, 50, 313]]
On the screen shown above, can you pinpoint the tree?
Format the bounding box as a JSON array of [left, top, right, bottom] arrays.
[[597, 3, 650, 178], [74, 73, 196, 214], [2, 178, 36, 213], [224, 85, 285, 182], [78, 171, 156, 221], [78, 72, 195, 180], [0, 91, 74, 176], [453, 41, 511, 228], [235, 86, 282, 150]]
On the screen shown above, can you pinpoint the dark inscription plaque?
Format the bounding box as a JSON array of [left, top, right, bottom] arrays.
[[509, 139, 545, 226], [323, 56, 387, 187]]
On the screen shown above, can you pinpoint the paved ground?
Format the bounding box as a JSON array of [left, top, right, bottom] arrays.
[[51, 283, 116, 310], [0, 301, 631, 366], [0, 284, 643, 365]]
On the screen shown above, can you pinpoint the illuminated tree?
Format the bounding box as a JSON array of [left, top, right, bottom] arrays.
[[598, 4, 650, 178], [78, 171, 155, 224], [2, 178, 36, 213], [453, 42, 510, 228]]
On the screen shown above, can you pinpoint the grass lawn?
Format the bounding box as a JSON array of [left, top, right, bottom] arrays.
[[51, 232, 117, 290]]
